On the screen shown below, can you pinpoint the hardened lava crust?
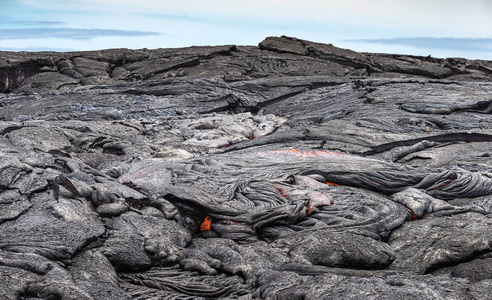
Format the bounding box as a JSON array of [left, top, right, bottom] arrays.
[[1, 36, 492, 299]]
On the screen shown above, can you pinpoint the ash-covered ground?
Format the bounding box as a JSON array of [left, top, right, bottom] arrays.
[[1, 36, 492, 299]]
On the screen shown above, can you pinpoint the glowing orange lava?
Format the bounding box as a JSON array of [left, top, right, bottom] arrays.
[[325, 181, 340, 186], [272, 183, 289, 197], [200, 216, 211, 231], [433, 181, 452, 190], [306, 203, 315, 216]]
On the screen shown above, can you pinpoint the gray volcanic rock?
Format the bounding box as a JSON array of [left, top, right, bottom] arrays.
[[0, 36, 492, 299]]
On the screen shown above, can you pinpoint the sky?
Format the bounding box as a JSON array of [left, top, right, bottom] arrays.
[[0, 0, 492, 59]]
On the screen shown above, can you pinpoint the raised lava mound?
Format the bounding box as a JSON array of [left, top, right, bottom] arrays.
[[1, 36, 492, 299]]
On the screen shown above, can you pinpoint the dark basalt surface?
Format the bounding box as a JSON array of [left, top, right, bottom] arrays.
[[1, 35, 492, 299]]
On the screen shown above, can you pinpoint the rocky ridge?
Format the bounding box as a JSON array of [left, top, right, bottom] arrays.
[[0, 36, 492, 299]]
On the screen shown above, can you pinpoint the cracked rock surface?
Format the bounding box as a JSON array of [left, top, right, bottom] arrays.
[[1, 35, 492, 299]]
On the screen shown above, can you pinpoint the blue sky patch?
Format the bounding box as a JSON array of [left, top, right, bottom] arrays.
[[347, 37, 492, 53], [0, 0, 491, 59]]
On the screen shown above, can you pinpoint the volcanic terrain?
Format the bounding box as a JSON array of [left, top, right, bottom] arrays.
[[1, 36, 492, 299]]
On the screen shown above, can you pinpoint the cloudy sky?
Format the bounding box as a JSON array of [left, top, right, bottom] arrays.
[[1, 0, 492, 59]]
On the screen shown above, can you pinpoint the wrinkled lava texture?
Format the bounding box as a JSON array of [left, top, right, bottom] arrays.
[[1, 36, 492, 299]]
